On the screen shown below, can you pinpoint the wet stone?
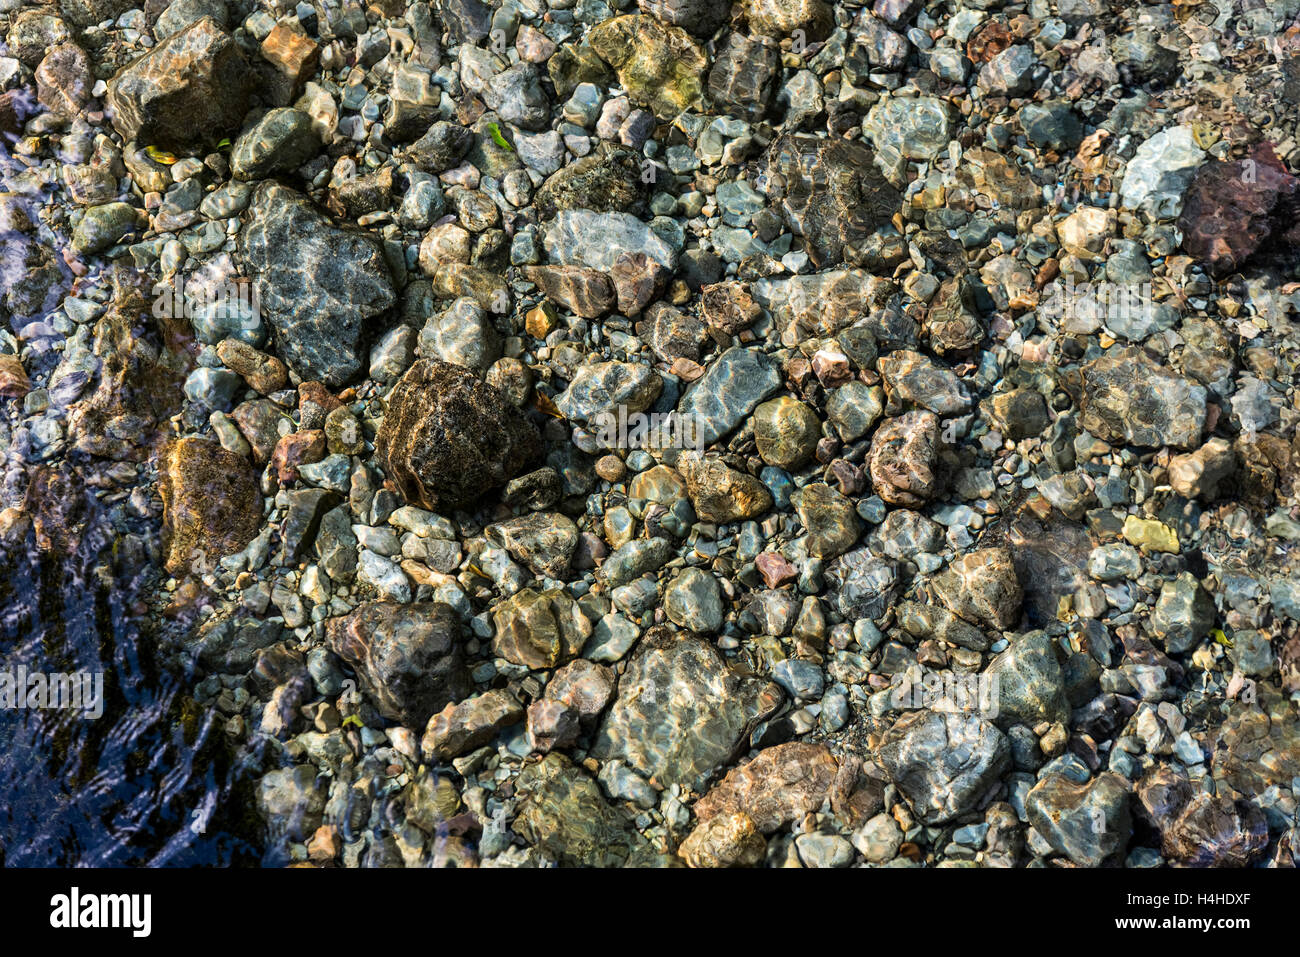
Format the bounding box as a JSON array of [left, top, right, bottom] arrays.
[[677, 453, 774, 524], [1026, 772, 1132, 866], [375, 359, 541, 512], [513, 753, 646, 866], [231, 108, 319, 180], [106, 17, 253, 150], [1080, 349, 1206, 451], [159, 436, 261, 576], [557, 360, 662, 425], [754, 397, 821, 471], [864, 96, 952, 162], [792, 482, 861, 559], [491, 587, 589, 670], [663, 566, 724, 633], [879, 710, 1012, 825], [422, 689, 523, 761], [327, 601, 470, 727], [591, 628, 783, 792], [486, 512, 580, 579], [708, 32, 781, 122], [694, 742, 838, 832], [1151, 573, 1215, 654], [985, 630, 1069, 727], [677, 347, 781, 447], [238, 182, 395, 388], [587, 15, 707, 121], [868, 411, 941, 506], [763, 135, 901, 269]]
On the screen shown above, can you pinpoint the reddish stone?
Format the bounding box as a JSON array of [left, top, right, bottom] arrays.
[[755, 551, 798, 589], [1178, 142, 1299, 277], [297, 380, 339, 408], [261, 21, 319, 101], [272, 429, 327, 484], [811, 348, 852, 386], [609, 250, 669, 316], [0, 355, 32, 399]]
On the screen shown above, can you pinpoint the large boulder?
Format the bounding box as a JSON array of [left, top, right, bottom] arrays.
[[239, 182, 396, 388], [106, 17, 253, 150], [376, 359, 541, 512]]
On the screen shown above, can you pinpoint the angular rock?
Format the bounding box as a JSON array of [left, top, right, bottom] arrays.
[[935, 547, 1022, 631], [513, 753, 645, 866], [878, 710, 1011, 824], [677, 452, 774, 524], [557, 360, 662, 424], [491, 587, 590, 670], [708, 31, 780, 121], [1080, 349, 1206, 451], [764, 135, 901, 269], [328, 601, 470, 727], [486, 512, 580, 579], [792, 483, 861, 559], [239, 182, 395, 388], [743, 0, 834, 40], [588, 15, 707, 120], [679, 812, 766, 868], [543, 209, 677, 272], [1026, 772, 1132, 866], [591, 628, 783, 791], [1178, 141, 1299, 277], [422, 689, 523, 760], [106, 17, 253, 150], [375, 359, 541, 512], [1167, 438, 1235, 501], [677, 347, 782, 447], [1151, 573, 1215, 654], [984, 630, 1068, 727], [693, 742, 838, 832], [524, 265, 616, 318], [230, 107, 319, 180], [868, 410, 941, 506]]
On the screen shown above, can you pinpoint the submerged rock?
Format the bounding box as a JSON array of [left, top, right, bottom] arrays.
[[591, 628, 783, 791], [239, 183, 395, 388], [159, 437, 261, 576], [375, 359, 541, 512], [106, 17, 253, 149]]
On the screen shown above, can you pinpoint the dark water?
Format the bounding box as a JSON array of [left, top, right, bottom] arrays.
[[0, 495, 263, 866]]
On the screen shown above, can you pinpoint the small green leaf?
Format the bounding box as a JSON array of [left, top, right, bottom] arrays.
[[145, 145, 177, 164], [487, 122, 513, 152]]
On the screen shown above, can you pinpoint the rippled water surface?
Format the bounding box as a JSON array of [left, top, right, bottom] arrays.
[[0, 501, 260, 866]]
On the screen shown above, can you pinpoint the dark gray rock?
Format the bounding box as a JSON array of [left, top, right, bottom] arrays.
[[239, 182, 395, 388]]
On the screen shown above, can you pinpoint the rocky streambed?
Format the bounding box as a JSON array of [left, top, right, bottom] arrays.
[[2, 0, 1300, 868]]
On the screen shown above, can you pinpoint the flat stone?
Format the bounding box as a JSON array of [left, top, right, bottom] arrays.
[[159, 436, 261, 576], [238, 182, 396, 388], [591, 627, 783, 791]]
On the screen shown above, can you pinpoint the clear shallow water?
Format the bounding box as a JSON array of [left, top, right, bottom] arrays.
[[0, 495, 261, 866]]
